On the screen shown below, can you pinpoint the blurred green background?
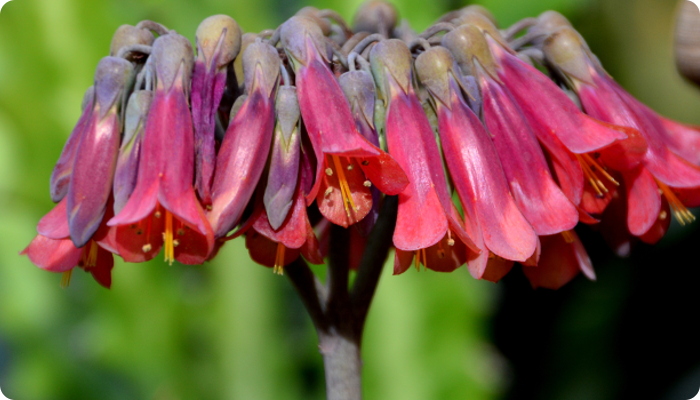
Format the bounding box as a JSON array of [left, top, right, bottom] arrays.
[[1, 0, 699, 399]]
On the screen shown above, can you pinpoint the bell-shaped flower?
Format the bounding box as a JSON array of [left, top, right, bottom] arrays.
[[191, 15, 242, 205], [22, 199, 116, 288], [66, 57, 134, 248], [542, 26, 700, 236], [369, 39, 478, 273], [442, 25, 579, 236], [108, 33, 214, 265], [207, 40, 280, 238], [415, 46, 539, 279], [522, 231, 595, 290], [280, 16, 408, 228]]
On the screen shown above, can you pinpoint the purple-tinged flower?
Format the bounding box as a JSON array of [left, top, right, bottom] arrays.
[[191, 15, 242, 205], [280, 16, 408, 228], [207, 40, 280, 238], [108, 33, 214, 265], [113, 90, 152, 214], [49, 86, 94, 203], [264, 86, 301, 230], [369, 39, 479, 273], [414, 46, 539, 279], [67, 57, 134, 248]]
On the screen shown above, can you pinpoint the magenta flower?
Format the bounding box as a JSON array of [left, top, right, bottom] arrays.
[[280, 16, 408, 228], [369, 39, 479, 273], [108, 33, 214, 265], [442, 24, 579, 236], [414, 45, 539, 279], [207, 40, 280, 238]]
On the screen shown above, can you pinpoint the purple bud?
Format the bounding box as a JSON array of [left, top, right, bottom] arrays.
[[339, 70, 376, 130], [264, 86, 301, 230], [442, 24, 498, 78], [280, 16, 330, 66], [242, 41, 280, 97], [151, 33, 194, 91], [94, 56, 135, 119], [113, 90, 152, 214]]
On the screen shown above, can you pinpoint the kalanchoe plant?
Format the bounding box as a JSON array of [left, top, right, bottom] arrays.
[[22, 2, 700, 399]]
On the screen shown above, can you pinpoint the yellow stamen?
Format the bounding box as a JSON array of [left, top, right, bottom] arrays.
[[164, 210, 175, 265], [656, 180, 695, 225], [561, 230, 575, 244], [414, 250, 421, 271], [331, 155, 358, 222], [576, 154, 619, 197], [80, 240, 99, 267], [60, 270, 73, 289], [421, 248, 427, 270], [273, 242, 286, 275]]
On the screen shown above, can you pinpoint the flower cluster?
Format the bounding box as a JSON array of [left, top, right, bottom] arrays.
[[23, 3, 700, 289]]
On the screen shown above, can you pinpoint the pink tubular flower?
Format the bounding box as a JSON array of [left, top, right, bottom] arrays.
[[369, 39, 479, 273], [280, 16, 408, 228], [65, 57, 134, 248], [442, 24, 579, 237], [22, 199, 116, 288], [542, 26, 700, 239], [414, 45, 539, 279], [522, 231, 595, 290], [108, 33, 214, 265], [207, 40, 280, 238]]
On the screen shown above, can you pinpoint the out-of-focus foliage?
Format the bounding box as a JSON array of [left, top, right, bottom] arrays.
[[1, 0, 699, 399]]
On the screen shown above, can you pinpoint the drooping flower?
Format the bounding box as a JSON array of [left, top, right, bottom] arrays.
[[191, 15, 242, 205], [280, 16, 408, 228], [541, 25, 700, 239], [66, 57, 135, 248], [369, 39, 479, 273], [22, 199, 116, 288], [442, 24, 579, 236], [108, 33, 214, 265], [207, 40, 280, 238], [521, 231, 595, 290], [414, 45, 539, 279]]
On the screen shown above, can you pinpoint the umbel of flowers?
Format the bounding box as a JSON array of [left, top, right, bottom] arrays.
[[23, 3, 700, 289]]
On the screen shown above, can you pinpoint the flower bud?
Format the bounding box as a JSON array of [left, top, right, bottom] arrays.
[[242, 41, 281, 97], [109, 25, 155, 57], [541, 26, 594, 83], [93, 56, 135, 118], [352, 1, 398, 36], [339, 70, 376, 129], [280, 16, 330, 65], [369, 39, 413, 99], [295, 7, 332, 36], [415, 47, 455, 107], [151, 33, 194, 91], [442, 24, 498, 78], [195, 15, 242, 68]]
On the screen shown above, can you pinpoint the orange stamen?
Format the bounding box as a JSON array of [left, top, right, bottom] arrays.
[[331, 155, 358, 223], [561, 230, 575, 244], [273, 242, 286, 275], [164, 210, 174, 265], [60, 270, 73, 288], [576, 154, 619, 197], [656, 180, 695, 225]]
